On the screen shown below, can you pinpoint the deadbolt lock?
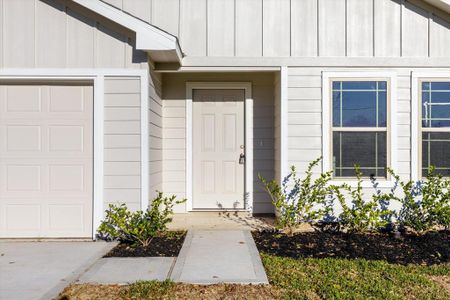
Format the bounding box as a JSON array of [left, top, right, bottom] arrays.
[[239, 153, 245, 164]]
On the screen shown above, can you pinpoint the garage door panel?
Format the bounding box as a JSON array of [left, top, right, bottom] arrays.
[[6, 125, 42, 151], [4, 85, 42, 112], [0, 83, 93, 238]]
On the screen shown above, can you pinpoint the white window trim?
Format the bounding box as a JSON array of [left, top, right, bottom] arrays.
[[411, 71, 450, 181], [322, 71, 398, 188], [186, 82, 253, 212], [0, 68, 149, 239]]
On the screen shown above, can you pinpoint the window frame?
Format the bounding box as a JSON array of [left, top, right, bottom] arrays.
[[322, 71, 398, 187], [412, 72, 450, 180]]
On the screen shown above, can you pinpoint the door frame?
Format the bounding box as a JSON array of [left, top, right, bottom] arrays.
[[186, 82, 253, 212], [0, 68, 149, 239]]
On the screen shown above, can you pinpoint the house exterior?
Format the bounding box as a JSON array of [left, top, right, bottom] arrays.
[[0, 0, 449, 239]]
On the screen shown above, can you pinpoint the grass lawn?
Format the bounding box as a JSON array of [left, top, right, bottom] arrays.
[[58, 255, 449, 299]]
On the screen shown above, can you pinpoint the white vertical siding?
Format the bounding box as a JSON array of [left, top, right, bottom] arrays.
[[263, 0, 290, 57], [110, 0, 449, 59], [430, 15, 450, 57], [374, 0, 401, 57], [291, 0, 318, 57], [318, 0, 346, 56], [2, 0, 35, 67], [207, 0, 235, 56], [0, 0, 146, 69], [152, 0, 180, 36], [346, 0, 374, 57], [235, 0, 263, 57], [104, 77, 142, 211], [402, 2, 429, 57]]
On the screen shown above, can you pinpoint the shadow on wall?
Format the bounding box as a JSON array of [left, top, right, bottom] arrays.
[[162, 72, 277, 214]]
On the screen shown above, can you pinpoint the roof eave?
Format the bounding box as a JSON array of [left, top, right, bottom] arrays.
[[71, 0, 183, 65], [423, 0, 450, 14]]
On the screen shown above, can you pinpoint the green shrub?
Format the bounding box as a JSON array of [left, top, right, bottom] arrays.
[[389, 167, 450, 232], [97, 192, 185, 247], [259, 157, 334, 233], [333, 165, 393, 232]]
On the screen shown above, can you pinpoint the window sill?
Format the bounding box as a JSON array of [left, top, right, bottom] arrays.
[[329, 180, 396, 189]]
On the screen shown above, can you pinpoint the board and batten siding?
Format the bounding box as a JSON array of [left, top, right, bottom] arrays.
[[162, 73, 276, 213], [0, 0, 152, 209], [104, 0, 450, 58], [0, 0, 147, 68]]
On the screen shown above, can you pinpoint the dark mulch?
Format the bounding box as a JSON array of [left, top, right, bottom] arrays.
[[252, 230, 450, 265], [104, 231, 186, 257]]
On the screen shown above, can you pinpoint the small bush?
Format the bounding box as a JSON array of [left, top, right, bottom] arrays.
[[259, 157, 334, 233], [389, 167, 450, 232], [97, 192, 185, 247], [333, 165, 393, 232]]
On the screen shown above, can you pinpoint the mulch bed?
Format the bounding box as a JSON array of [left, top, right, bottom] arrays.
[[252, 230, 450, 265], [104, 231, 186, 257]]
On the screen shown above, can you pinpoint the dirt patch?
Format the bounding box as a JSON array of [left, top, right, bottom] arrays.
[[252, 230, 450, 265], [104, 231, 186, 257], [430, 275, 450, 292], [57, 283, 282, 300]]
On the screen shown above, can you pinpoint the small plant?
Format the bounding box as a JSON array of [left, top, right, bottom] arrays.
[[334, 165, 393, 232], [389, 167, 450, 232], [259, 157, 334, 233], [97, 192, 186, 247]]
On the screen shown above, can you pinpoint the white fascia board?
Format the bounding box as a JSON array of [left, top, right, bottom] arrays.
[[424, 0, 450, 13], [71, 0, 182, 62]]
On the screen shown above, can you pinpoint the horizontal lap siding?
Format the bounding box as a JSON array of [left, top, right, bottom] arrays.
[[149, 68, 163, 202], [162, 73, 275, 213], [287, 68, 418, 192], [105, 0, 450, 58], [104, 77, 142, 211]]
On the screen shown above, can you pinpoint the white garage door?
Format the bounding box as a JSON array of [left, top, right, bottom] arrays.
[[0, 83, 93, 238]]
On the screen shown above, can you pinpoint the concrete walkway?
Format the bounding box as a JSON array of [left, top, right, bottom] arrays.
[[0, 241, 115, 300], [170, 230, 268, 284]]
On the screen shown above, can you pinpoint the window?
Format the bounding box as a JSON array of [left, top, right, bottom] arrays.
[[331, 81, 389, 178], [420, 81, 450, 177]]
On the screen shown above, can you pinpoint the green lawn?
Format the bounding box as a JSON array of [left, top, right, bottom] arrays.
[[261, 254, 450, 300], [59, 255, 449, 299]]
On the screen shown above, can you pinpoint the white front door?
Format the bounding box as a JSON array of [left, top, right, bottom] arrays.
[[192, 89, 245, 209]]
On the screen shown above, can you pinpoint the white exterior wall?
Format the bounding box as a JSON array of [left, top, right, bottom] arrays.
[[105, 0, 450, 58], [0, 0, 153, 209], [287, 67, 450, 195], [103, 77, 142, 210], [162, 73, 275, 213], [149, 67, 163, 200], [0, 0, 147, 68]]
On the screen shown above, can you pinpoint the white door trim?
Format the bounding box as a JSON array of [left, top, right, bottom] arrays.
[[186, 82, 253, 212], [0, 68, 149, 239]]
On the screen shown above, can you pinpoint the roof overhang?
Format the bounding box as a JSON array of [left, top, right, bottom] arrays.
[[71, 0, 183, 66], [423, 0, 450, 13]]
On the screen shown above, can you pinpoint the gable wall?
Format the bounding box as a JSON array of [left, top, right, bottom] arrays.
[[0, 0, 147, 69], [104, 0, 450, 58]]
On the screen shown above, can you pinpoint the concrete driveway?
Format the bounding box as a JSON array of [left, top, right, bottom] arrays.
[[0, 241, 115, 300]]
